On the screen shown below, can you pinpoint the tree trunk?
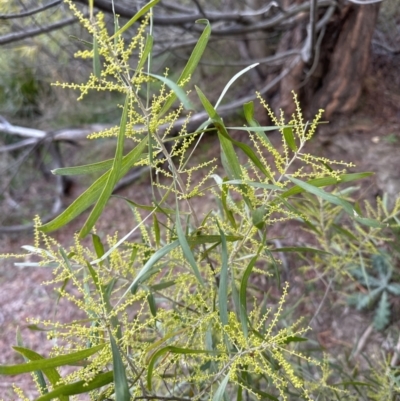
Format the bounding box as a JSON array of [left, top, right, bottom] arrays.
[[270, 1, 380, 119]]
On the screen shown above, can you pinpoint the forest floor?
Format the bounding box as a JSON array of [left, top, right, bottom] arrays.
[[0, 52, 399, 399]]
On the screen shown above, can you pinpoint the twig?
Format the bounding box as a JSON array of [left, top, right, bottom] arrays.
[[0, 15, 81, 45], [352, 323, 374, 359], [390, 332, 400, 367], [0, 0, 62, 19]]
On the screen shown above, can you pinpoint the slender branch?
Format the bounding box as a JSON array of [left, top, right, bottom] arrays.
[[348, 0, 382, 4], [72, 0, 335, 29], [0, 0, 62, 20], [301, 0, 318, 63], [0, 15, 80, 45], [373, 40, 400, 55], [203, 0, 336, 36]]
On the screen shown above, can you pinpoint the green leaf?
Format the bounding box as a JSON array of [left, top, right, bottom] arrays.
[[218, 225, 229, 326], [373, 291, 390, 331], [282, 127, 297, 151], [286, 176, 355, 215], [13, 347, 68, 401], [196, 86, 273, 181], [158, 19, 211, 118], [136, 34, 153, 71], [40, 136, 148, 233], [240, 253, 259, 339], [281, 173, 373, 199], [0, 344, 104, 375], [388, 283, 400, 296], [332, 224, 358, 241], [110, 335, 130, 401], [93, 36, 101, 79], [147, 346, 212, 391], [175, 204, 205, 286], [14, 340, 48, 396], [195, 87, 245, 200], [213, 373, 230, 401], [59, 247, 72, 272], [226, 126, 292, 133], [270, 246, 331, 255], [354, 216, 387, 228], [52, 159, 115, 176], [79, 93, 130, 238], [86, 262, 122, 340], [153, 214, 160, 247], [223, 179, 281, 191], [119, 240, 180, 300], [110, 0, 160, 39], [214, 63, 259, 109], [282, 336, 308, 344], [184, 234, 242, 246], [252, 205, 266, 230], [147, 73, 194, 111], [243, 101, 272, 145], [92, 234, 106, 268], [146, 290, 158, 317], [114, 195, 178, 215], [221, 177, 237, 229], [148, 281, 176, 294], [35, 371, 114, 401]]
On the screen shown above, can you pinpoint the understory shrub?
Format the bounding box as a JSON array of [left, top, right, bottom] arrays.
[[1, 1, 400, 400]]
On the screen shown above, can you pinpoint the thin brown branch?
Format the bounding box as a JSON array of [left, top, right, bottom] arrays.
[[0, 0, 62, 20], [72, 0, 335, 30], [0, 15, 80, 45]]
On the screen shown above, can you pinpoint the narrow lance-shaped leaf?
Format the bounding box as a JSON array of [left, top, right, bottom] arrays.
[[40, 135, 148, 233], [157, 19, 211, 118], [286, 175, 355, 215], [147, 73, 194, 111], [243, 101, 272, 145], [175, 234, 242, 246], [110, 335, 130, 401], [221, 177, 237, 229], [118, 239, 180, 302], [15, 333, 48, 396], [214, 63, 259, 110], [110, 0, 160, 40], [218, 225, 229, 326], [52, 158, 115, 176], [196, 86, 242, 182], [35, 371, 114, 401], [373, 291, 390, 331], [196, 86, 273, 181], [147, 346, 213, 391], [114, 195, 178, 215], [213, 372, 230, 401], [0, 344, 104, 375], [175, 203, 205, 286], [280, 172, 373, 199], [13, 347, 68, 401], [282, 127, 297, 152], [93, 36, 101, 79], [92, 234, 106, 267], [270, 246, 331, 255], [136, 34, 153, 71], [86, 262, 122, 340], [79, 93, 130, 238], [239, 242, 264, 339]]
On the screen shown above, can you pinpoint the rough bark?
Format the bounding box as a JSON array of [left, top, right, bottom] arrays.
[[270, 1, 380, 119], [311, 2, 380, 118]]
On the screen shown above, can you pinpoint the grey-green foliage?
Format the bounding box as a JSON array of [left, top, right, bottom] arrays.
[[347, 251, 400, 330]]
